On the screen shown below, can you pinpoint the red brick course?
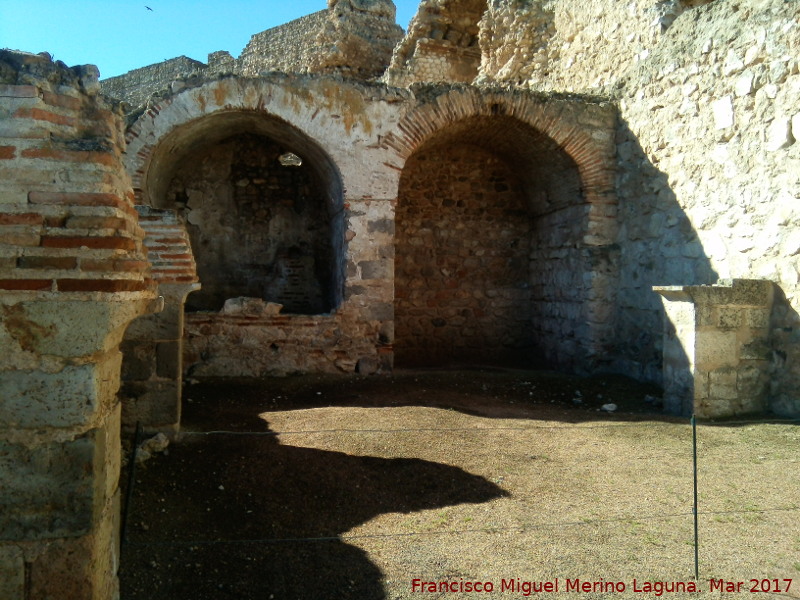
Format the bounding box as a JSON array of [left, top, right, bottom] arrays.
[[0, 213, 44, 225], [0, 279, 51, 291], [17, 256, 78, 270], [41, 236, 137, 251], [56, 279, 150, 293]]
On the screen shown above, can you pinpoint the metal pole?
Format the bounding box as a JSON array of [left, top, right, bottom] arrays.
[[692, 414, 699, 580]]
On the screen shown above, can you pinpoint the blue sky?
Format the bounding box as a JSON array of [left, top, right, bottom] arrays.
[[0, 0, 421, 80]]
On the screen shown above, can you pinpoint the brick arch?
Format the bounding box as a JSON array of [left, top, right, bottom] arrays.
[[383, 87, 618, 246], [123, 76, 365, 312], [386, 87, 619, 372], [124, 77, 351, 210]]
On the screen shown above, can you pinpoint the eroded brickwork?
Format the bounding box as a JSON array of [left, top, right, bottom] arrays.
[[120, 206, 199, 431]]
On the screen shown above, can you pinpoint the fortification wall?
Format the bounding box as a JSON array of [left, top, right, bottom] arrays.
[[385, 0, 484, 86], [237, 11, 329, 77], [103, 1, 403, 109], [478, 0, 800, 414], [100, 55, 208, 108]]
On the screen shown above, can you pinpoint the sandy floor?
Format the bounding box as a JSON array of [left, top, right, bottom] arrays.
[[119, 369, 800, 599]]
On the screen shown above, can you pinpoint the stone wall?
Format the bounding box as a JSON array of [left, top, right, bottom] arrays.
[[163, 133, 335, 314], [239, 1, 404, 79], [121, 76, 616, 378], [103, 1, 404, 110], [120, 206, 199, 432], [385, 0, 484, 86], [475, 0, 800, 415], [0, 50, 156, 600], [616, 0, 800, 415], [237, 11, 329, 77], [395, 144, 532, 366], [123, 75, 408, 378], [477, 0, 715, 92], [100, 56, 208, 109]]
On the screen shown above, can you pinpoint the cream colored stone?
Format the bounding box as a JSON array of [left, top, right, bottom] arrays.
[[711, 96, 735, 129], [765, 117, 795, 151]]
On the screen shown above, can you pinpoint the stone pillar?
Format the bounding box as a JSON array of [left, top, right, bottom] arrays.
[[120, 207, 200, 432], [0, 50, 156, 599], [654, 279, 774, 418]]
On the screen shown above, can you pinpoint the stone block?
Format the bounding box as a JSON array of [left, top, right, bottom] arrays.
[[711, 96, 734, 129], [0, 545, 24, 600], [765, 117, 795, 151], [709, 368, 738, 400], [695, 329, 738, 371], [120, 340, 156, 380], [0, 300, 148, 359], [367, 218, 395, 234], [737, 365, 768, 409], [740, 338, 770, 361], [0, 353, 121, 429], [717, 307, 743, 329], [746, 308, 771, 329], [0, 429, 108, 540], [28, 499, 120, 600], [356, 356, 379, 375], [729, 279, 774, 307]]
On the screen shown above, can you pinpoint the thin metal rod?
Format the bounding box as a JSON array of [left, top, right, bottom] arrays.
[[692, 414, 699, 580]]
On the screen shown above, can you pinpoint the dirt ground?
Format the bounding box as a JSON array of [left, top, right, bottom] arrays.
[[118, 369, 800, 600]]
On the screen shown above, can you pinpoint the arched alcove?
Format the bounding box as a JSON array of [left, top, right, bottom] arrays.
[[395, 114, 587, 368], [141, 111, 346, 314]]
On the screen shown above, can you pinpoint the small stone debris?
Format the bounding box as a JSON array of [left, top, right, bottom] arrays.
[[135, 433, 170, 464], [600, 403, 618, 412]]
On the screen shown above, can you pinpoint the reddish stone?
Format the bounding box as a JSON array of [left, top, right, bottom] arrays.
[[41, 91, 82, 111], [66, 216, 128, 231]]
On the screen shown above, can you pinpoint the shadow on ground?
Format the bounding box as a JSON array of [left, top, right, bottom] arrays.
[[119, 372, 517, 599], [120, 368, 666, 599]]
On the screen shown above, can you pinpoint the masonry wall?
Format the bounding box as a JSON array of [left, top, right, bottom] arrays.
[[395, 144, 532, 366], [476, 0, 800, 415], [0, 50, 155, 600], [385, 0, 484, 86], [237, 11, 329, 77], [163, 133, 334, 314], [100, 56, 208, 109]]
